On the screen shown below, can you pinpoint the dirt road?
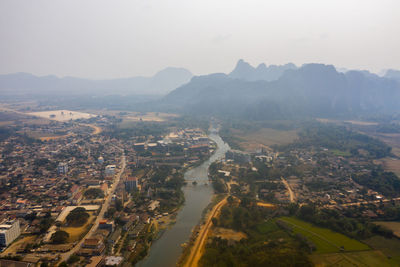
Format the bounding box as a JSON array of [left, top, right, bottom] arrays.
[[184, 196, 228, 267], [281, 177, 295, 203]]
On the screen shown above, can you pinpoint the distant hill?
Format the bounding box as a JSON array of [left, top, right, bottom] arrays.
[[162, 63, 400, 119], [385, 69, 400, 83], [228, 59, 297, 81], [0, 67, 193, 97]]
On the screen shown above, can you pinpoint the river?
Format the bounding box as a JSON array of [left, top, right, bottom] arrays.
[[137, 132, 230, 267]]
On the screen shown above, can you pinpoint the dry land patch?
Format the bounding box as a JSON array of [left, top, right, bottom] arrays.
[[231, 127, 298, 151], [27, 110, 96, 121], [60, 213, 95, 243], [212, 227, 247, 242]]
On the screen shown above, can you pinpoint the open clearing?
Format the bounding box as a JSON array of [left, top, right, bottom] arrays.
[[28, 110, 96, 121], [232, 127, 298, 151], [213, 227, 247, 241], [60, 213, 95, 243], [256, 202, 277, 208], [311, 250, 393, 267], [374, 221, 400, 238], [280, 217, 370, 253], [374, 157, 400, 176], [0, 235, 37, 256]]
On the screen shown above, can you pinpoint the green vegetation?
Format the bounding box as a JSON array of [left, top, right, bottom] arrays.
[[280, 217, 370, 253], [278, 123, 392, 158], [199, 200, 313, 267], [294, 204, 394, 240], [66, 207, 89, 227], [51, 230, 69, 244], [311, 250, 393, 267], [67, 254, 80, 264], [353, 166, 400, 197], [219, 119, 299, 150], [84, 188, 104, 199], [364, 235, 400, 264]]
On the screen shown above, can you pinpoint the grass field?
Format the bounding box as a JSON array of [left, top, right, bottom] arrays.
[[231, 127, 298, 151], [364, 235, 400, 264], [311, 250, 393, 267], [381, 158, 400, 177], [374, 221, 400, 238], [280, 217, 370, 253]]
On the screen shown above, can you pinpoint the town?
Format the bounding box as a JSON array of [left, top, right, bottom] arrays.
[[0, 110, 214, 266]]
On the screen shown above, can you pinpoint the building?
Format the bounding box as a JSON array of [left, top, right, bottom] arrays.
[[0, 220, 21, 247], [57, 162, 68, 175], [98, 220, 114, 232], [0, 259, 33, 267], [105, 256, 123, 266], [225, 150, 251, 163], [105, 165, 116, 176], [87, 256, 104, 267], [124, 177, 139, 191]]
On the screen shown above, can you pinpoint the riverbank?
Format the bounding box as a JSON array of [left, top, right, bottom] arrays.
[[178, 194, 227, 267], [137, 133, 230, 267]]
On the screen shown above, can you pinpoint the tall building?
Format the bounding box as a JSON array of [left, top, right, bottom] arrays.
[[124, 177, 139, 191], [105, 165, 116, 176], [0, 220, 21, 247], [57, 162, 68, 175]]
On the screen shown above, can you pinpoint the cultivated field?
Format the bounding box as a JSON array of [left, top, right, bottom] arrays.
[[363, 235, 400, 264], [373, 221, 400, 238], [280, 217, 370, 253], [231, 127, 298, 151], [311, 250, 393, 267]]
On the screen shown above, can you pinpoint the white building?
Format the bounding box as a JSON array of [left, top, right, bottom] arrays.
[[105, 165, 116, 176], [57, 162, 68, 175], [0, 220, 21, 247]]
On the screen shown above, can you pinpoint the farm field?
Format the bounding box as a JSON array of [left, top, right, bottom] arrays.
[[311, 250, 393, 267], [280, 217, 370, 253], [374, 221, 400, 238], [231, 127, 298, 151], [376, 158, 400, 177], [364, 235, 400, 264]]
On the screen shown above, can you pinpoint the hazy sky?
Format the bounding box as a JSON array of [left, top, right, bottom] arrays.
[[0, 0, 399, 79]]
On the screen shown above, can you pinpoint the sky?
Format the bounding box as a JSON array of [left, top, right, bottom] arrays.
[[0, 0, 399, 79]]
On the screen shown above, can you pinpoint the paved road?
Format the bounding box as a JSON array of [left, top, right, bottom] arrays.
[[184, 196, 228, 267], [59, 151, 126, 262]]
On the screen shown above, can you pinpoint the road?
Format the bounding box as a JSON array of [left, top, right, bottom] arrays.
[[184, 196, 228, 267], [281, 177, 295, 203], [59, 151, 126, 262]]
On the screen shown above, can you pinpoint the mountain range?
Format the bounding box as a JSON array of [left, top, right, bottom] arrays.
[[161, 60, 400, 119], [0, 67, 193, 97]]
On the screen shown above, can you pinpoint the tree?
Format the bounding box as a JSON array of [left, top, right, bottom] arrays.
[[51, 230, 69, 244], [66, 207, 89, 226]]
